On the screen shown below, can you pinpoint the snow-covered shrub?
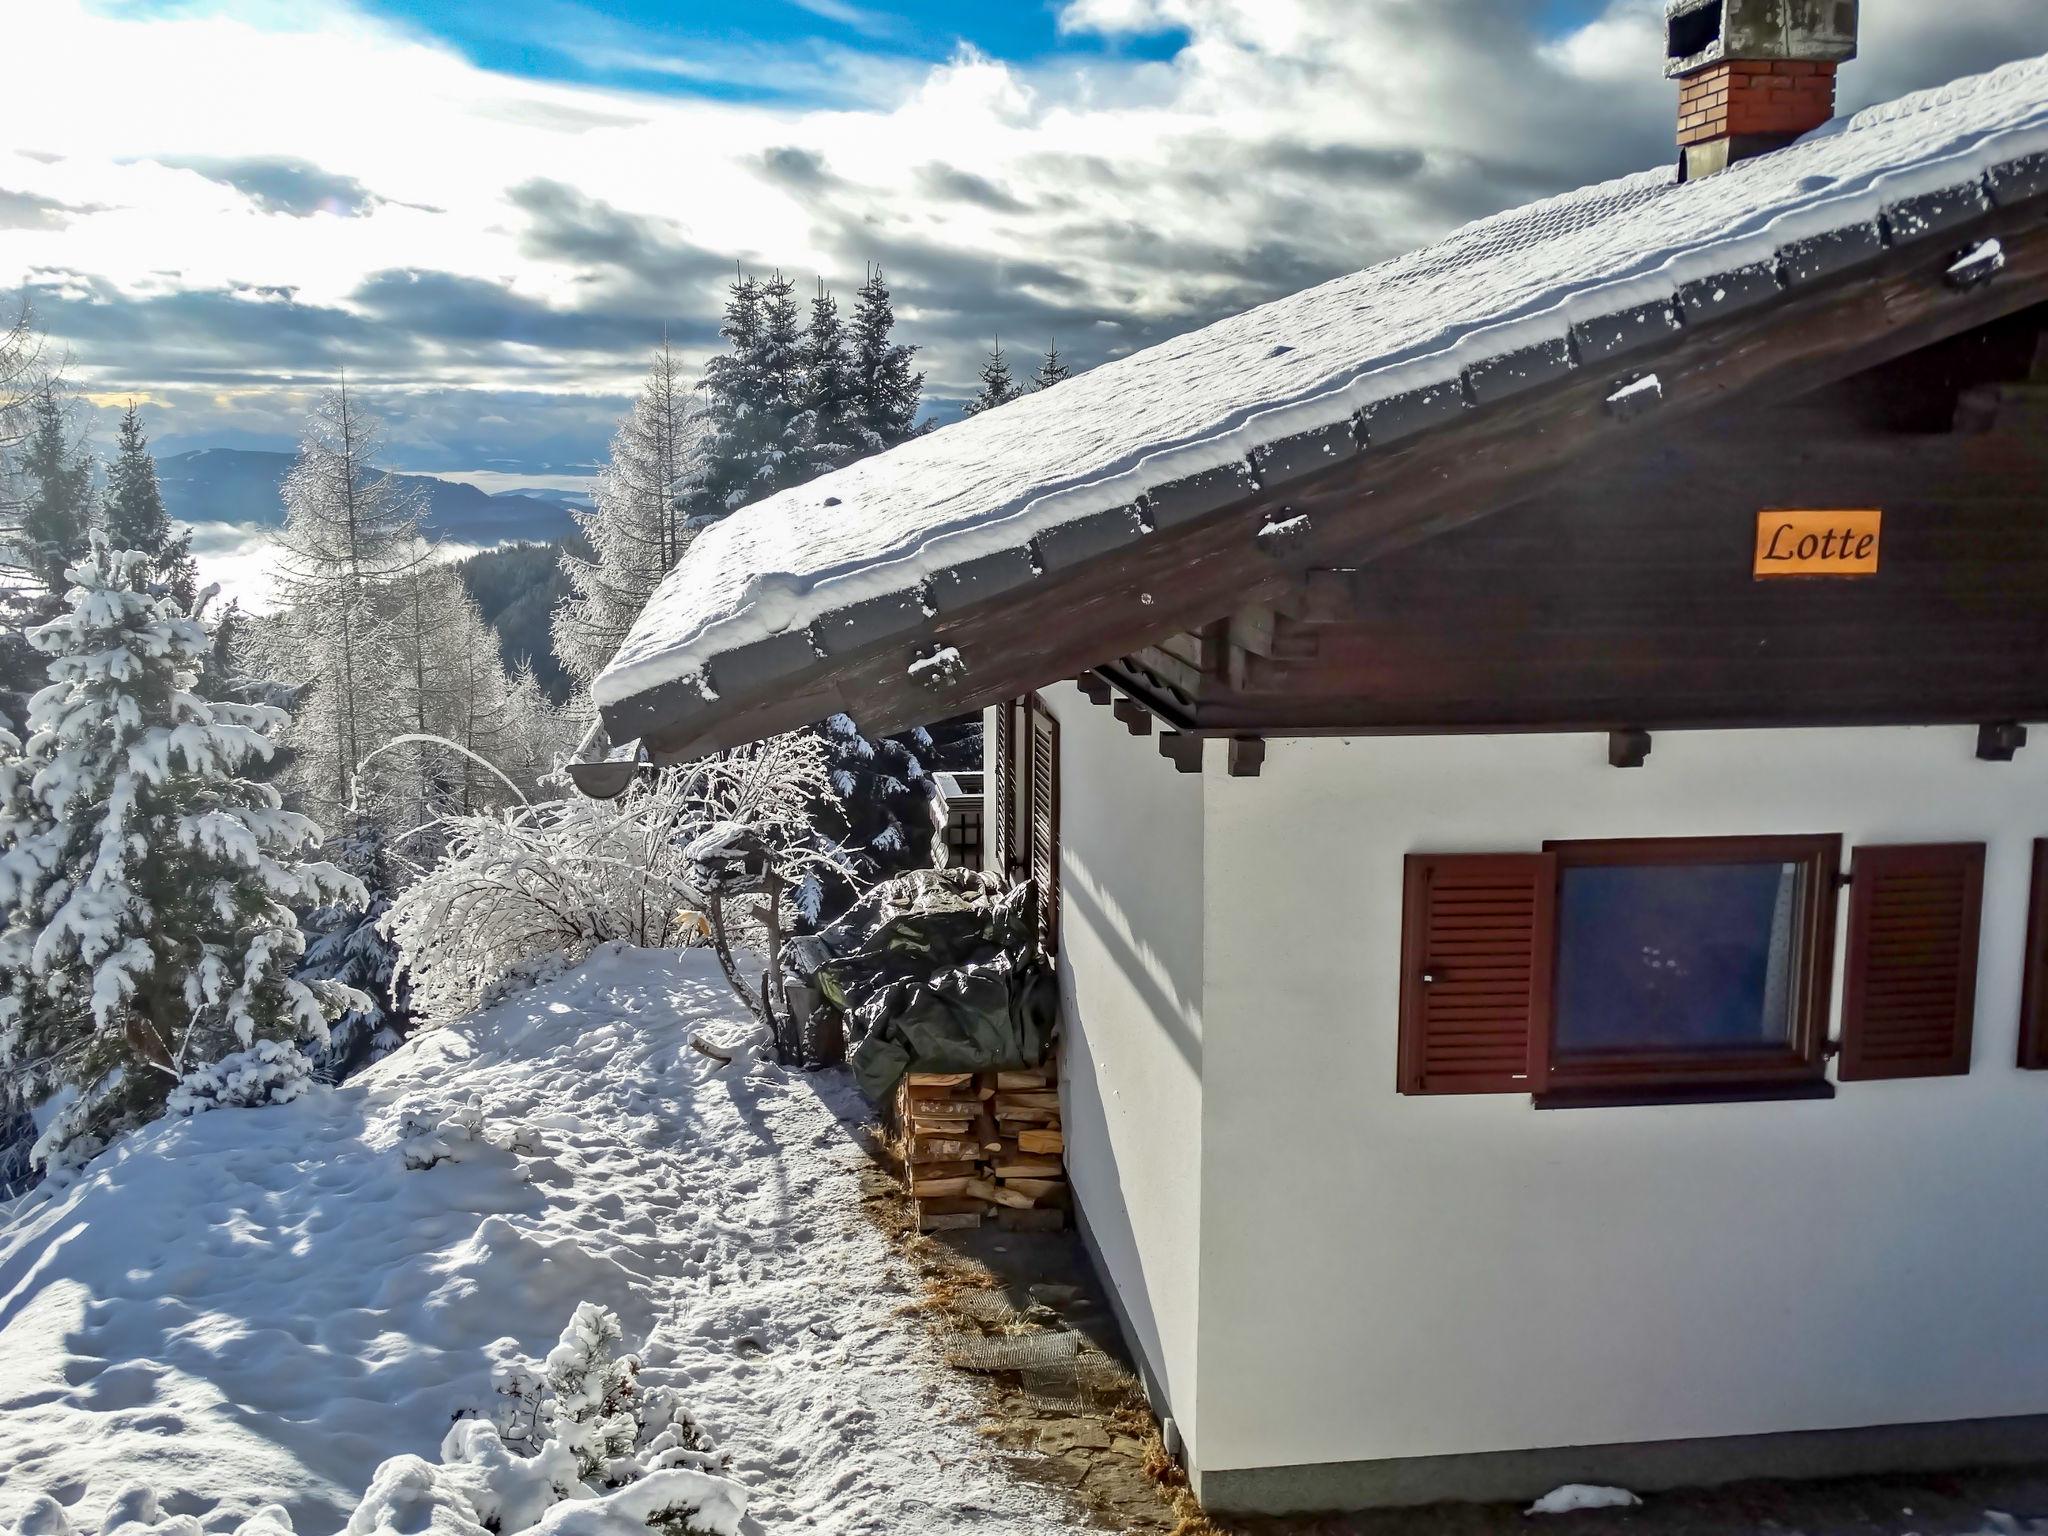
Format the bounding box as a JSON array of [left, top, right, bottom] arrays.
[[386, 733, 847, 1037], [165, 1039, 313, 1116], [0, 539, 368, 1165], [398, 1092, 488, 1170], [343, 1302, 745, 1536]]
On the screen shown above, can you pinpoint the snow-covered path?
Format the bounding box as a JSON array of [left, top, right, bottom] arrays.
[[0, 947, 1080, 1536]]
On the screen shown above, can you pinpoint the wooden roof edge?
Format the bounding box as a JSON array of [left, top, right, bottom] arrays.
[[605, 179, 2048, 768]]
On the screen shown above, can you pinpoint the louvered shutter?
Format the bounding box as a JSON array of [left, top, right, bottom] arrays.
[[1838, 842, 1985, 1081], [2017, 841, 2048, 1069], [990, 701, 1016, 879], [1397, 853, 1555, 1095], [1028, 700, 1060, 954]]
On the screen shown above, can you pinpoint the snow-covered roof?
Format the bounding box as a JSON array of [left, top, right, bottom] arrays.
[[596, 54, 2048, 743]]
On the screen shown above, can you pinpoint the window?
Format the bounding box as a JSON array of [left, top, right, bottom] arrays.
[[1401, 834, 1991, 1103], [989, 695, 1059, 956], [1539, 836, 1842, 1097]]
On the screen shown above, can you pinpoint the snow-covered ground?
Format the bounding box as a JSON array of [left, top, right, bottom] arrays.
[[0, 947, 1078, 1536]]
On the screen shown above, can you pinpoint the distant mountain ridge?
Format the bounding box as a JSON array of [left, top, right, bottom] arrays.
[[158, 448, 579, 544]]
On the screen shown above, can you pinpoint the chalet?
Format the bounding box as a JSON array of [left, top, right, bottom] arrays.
[[586, 10, 2048, 1516]]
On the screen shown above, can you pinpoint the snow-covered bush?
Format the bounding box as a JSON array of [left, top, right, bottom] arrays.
[[386, 733, 848, 1046], [7, 1487, 295, 1536], [165, 1039, 313, 1117], [398, 1092, 489, 1170], [0, 540, 368, 1169], [347, 1302, 745, 1536]]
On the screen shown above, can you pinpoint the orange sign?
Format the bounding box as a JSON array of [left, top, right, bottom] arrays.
[[1754, 509, 1881, 578]]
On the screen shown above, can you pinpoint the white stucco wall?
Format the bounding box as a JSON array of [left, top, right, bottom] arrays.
[[1018, 687, 1211, 1461], [1188, 725, 2048, 1477]]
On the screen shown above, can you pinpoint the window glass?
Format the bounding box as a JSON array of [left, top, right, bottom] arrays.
[[1554, 859, 1802, 1056]]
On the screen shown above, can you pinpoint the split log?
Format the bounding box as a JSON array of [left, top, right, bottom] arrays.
[[983, 1182, 1038, 1210], [907, 1072, 973, 1089], [1017, 1129, 1065, 1155], [906, 1097, 984, 1120], [919, 1208, 981, 1232], [908, 1160, 980, 1183], [907, 1117, 973, 1136], [993, 1107, 1059, 1125], [911, 1175, 974, 1198], [1001, 1176, 1065, 1202], [910, 1136, 980, 1163], [994, 1157, 1064, 1179], [994, 1090, 1060, 1110], [996, 1069, 1052, 1090], [974, 1110, 1002, 1153]]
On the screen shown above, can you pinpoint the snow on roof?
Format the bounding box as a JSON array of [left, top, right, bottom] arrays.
[[595, 54, 2048, 726]]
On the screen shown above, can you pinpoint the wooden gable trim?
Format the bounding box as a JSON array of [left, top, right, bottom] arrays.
[[636, 200, 2048, 760]]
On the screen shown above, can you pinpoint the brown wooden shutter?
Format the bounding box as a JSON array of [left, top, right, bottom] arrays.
[[2017, 841, 2048, 1069], [1838, 842, 1985, 1081], [990, 701, 1016, 879], [1397, 853, 1555, 1095], [1028, 699, 1060, 954]]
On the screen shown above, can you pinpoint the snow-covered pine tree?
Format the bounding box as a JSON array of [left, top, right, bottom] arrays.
[[102, 402, 198, 610], [262, 383, 428, 832], [960, 337, 1022, 417], [791, 280, 861, 482], [1031, 339, 1071, 391], [0, 301, 50, 719], [16, 385, 94, 603], [807, 714, 938, 922], [553, 340, 708, 689], [848, 264, 923, 452], [0, 538, 365, 1171], [694, 271, 776, 522]]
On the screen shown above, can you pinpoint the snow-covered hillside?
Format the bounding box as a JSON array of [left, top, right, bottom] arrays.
[[0, 948, 1075, 1536]]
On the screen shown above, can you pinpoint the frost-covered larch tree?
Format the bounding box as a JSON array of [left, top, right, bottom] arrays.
[[960, 337, 1022, 417], [0, 538, 365, 1170], [554, 341, 709, 688], [264, 383, 427, 830], [102, 401, 198, 610]]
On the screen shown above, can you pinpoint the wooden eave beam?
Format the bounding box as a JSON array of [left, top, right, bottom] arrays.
[[637, 202, 2048, 762]]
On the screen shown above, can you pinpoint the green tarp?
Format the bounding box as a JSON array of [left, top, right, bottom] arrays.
[[798, 869, 1057, 1105]]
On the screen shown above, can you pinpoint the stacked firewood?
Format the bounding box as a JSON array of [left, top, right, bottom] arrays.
[[899, 1064, 1067, 1234]]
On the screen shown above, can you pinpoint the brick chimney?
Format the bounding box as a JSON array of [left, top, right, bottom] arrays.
[[1667, 0, 1859, 181]]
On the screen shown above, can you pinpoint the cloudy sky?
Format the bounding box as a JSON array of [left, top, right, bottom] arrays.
[[4, 0, 2044, 482]]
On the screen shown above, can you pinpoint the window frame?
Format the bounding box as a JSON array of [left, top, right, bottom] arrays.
[[1534, 834, 1844, 1099]]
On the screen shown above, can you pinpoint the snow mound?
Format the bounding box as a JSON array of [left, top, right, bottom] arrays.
[[0, 947, 1074, 1536], [1525, 1485, 1642, 1516]]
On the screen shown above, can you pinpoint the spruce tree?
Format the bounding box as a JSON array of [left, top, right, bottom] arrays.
[[961, 338, 1022, 417], [0, 537, 364, 1171], [102, 401, 198, 609], [848, 264, 923, 451], [793, 281, 860, 482], [695, 271, 774, 521], [1031, 340, 1071, 391], [17, 386, 92, 603]]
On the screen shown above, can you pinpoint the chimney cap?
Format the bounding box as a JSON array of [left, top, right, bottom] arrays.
[[1665, 0, 1859, 80]]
